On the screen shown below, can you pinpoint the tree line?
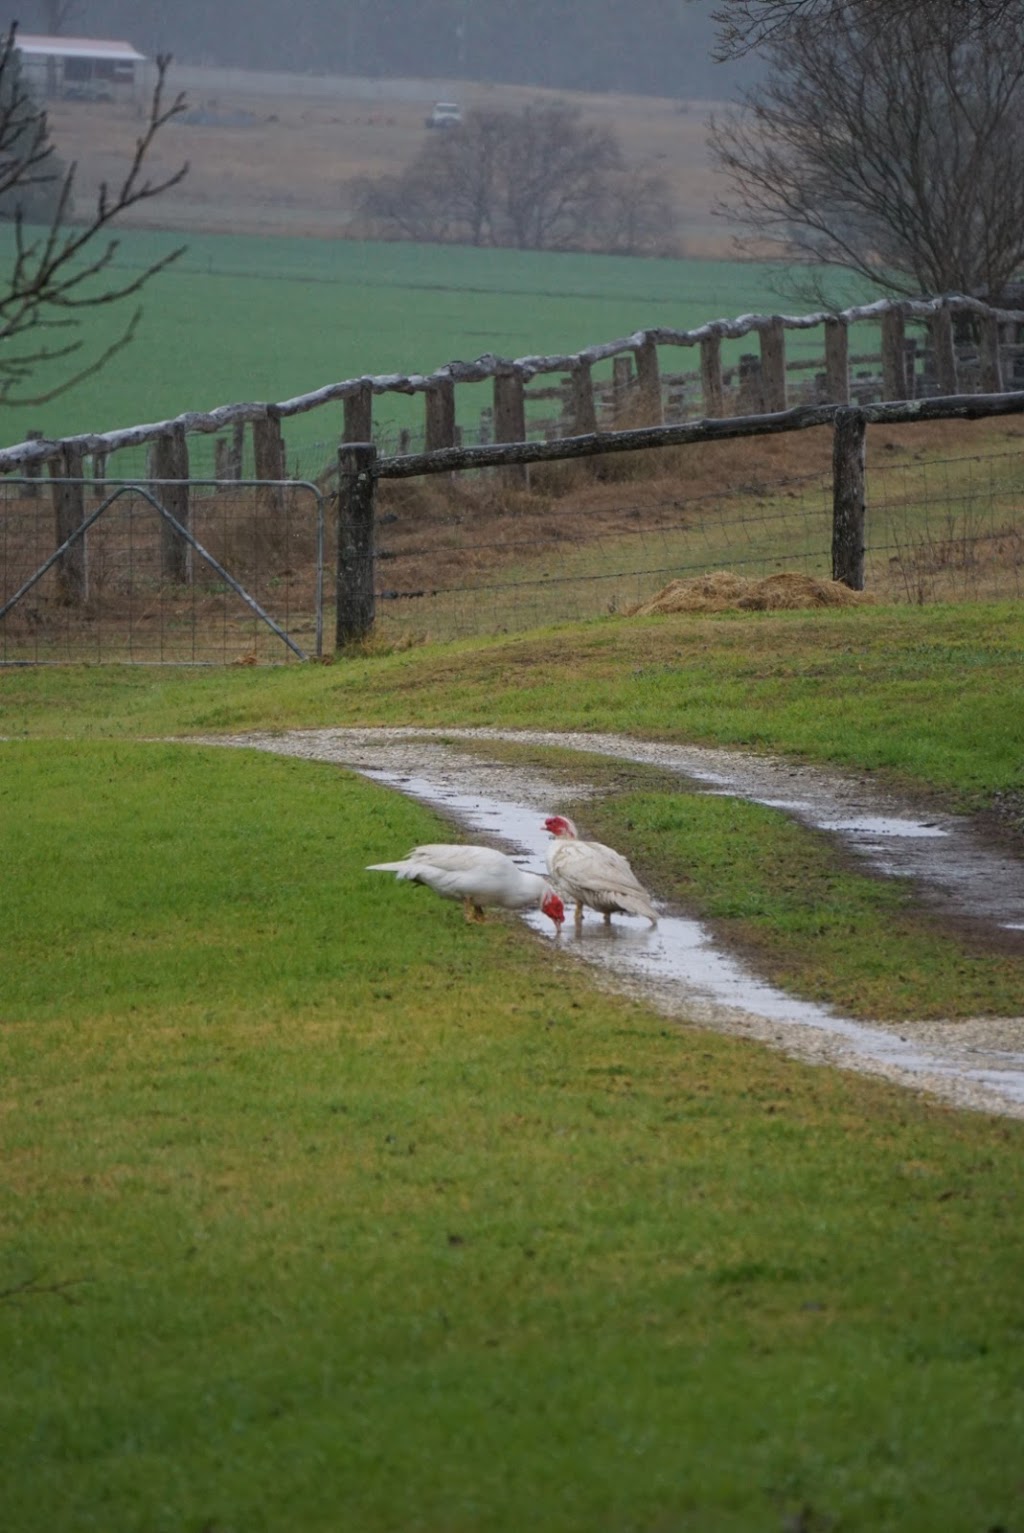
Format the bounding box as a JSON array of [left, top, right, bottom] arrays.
[[17, 0, 749, 100]]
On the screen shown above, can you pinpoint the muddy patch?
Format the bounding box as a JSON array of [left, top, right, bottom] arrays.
[[190, 726, 1024, 1120]]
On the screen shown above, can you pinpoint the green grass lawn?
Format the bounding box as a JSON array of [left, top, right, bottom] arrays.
[[2, 604, 1024, 1531], [3, 736, 1024, 1533]]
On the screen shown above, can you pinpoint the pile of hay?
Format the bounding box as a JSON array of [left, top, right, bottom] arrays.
[[628, 570, 875, 616]]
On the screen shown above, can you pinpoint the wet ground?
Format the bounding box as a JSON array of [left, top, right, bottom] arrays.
[[195, 727, 1024, 1121]]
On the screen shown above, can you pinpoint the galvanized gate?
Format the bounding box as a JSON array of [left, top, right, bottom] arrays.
[[0, 478, 327, 665]]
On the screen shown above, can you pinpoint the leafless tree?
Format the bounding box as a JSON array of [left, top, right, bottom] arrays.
[[414, 110, 509, 247], [709, 2, 1024, 301], [354, 111, 512, 247], [355, 103, 670, 255], [0, 25, 189, 407], [597, 168, 677, 257], [710, 0, 1024, 58], [352, 164, 453, 245], [499, 105, 621, 251]]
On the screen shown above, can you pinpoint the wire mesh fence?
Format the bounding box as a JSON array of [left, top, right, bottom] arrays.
[[865, 447, 1024, 606], [0, 479, 326, 665], [372, 466, 836, 644], [368, 432, 1024, 645], [3, 424, 1021, 662]]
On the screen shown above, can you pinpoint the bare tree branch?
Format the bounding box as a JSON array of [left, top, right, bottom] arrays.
[[0, 24, 189, 407], [710, 0, 1024, 59]]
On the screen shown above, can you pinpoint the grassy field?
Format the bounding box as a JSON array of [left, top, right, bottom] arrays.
[[0, 226, 834, 468], [3, 607, 1024, 1532]]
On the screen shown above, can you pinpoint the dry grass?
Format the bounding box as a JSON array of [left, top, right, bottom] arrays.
[[627, 569, 874, 614]]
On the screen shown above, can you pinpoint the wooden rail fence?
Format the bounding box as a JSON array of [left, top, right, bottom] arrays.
[[336, 389, 1024, 647], [3, 291, 1024, 629]]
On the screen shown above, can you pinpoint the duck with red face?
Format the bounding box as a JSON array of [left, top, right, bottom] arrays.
[[542, 815, 658, 933], [369, 843, 565, 929]]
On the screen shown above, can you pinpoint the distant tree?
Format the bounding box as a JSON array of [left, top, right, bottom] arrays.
[[355, 103, 674, 255], [598, 167, 677, 256], [708, 1, 1024, 301], [0, 24, 189, 408], [499, 104, 621, 251]]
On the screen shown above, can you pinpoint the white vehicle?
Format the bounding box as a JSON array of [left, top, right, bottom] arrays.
[[426, 101, 463, 129]]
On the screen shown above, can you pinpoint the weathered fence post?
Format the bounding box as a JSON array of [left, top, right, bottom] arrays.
[[634, 336, 663, 424], [50, 444, 87, 605], [252, 408, 286, 519], [736, 354, 763, 413], [700, 334, 724, 416], [336, 441, 377, 647], [424, 378, 457, 451], [229, 421, 245, 479], [343, 380, 373, 444], [570, 359, 598, 435], [213, 422, 245, 482], [148, 426, 191, 584], [832, 407, 866, 590], [824, 316, 850, 404], [214, 436, 233, 481], [493, 366, 528, 486], [91, 449, 108, 500], [759, 316, 787, 412], [978, 311, 1003, 394], [23, 429, 44, 499], [612, 354, 634, 421], [929, 305, 958, 395], [903, 337, 919, 398], [881, 306, 908, 400]]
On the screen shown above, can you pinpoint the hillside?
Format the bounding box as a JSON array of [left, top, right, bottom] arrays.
[[48, 66, 737, 256]]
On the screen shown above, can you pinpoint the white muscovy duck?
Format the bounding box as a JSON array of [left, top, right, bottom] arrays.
[[542, 814, 659, 932], [367, 843, 565, 929]]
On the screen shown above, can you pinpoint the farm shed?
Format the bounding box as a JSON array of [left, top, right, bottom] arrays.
[[14, 34, 145, 101]]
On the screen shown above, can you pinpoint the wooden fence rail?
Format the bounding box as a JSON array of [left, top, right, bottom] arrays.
[[2, 292, 1023, 485]]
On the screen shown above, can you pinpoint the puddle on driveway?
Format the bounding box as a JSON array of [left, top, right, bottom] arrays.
[[195, 727, 1024, 1120]]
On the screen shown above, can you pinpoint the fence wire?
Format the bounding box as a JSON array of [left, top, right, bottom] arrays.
[[4, 432, 1021, 662], [370, 435, 1024, 645], [0, 479, 325, 665], [865, 448, 1024, 605]]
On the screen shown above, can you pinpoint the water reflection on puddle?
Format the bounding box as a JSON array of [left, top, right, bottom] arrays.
[[365, 768, 1024, 1113], [725, 796, 950, 840]]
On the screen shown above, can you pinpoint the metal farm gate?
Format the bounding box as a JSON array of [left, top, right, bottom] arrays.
[[0, 478, 327, 664]]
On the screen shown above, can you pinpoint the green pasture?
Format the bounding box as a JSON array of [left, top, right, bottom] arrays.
[[3, 604, 1024, 1531], [0, 228, 844, 469]]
